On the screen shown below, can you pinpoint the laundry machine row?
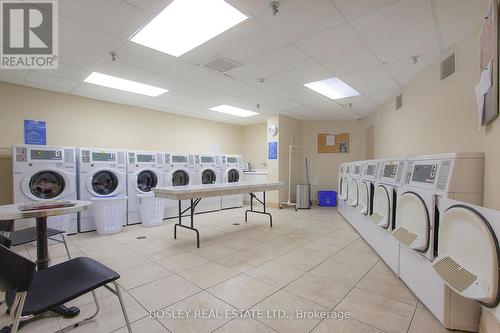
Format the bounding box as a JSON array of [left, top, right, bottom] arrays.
[[337, 153, 487, 332], [12, 145, 243, 234]]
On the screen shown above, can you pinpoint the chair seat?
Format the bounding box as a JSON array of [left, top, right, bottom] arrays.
[[9, 227, 65, 246], [21, 257, 120, 316]]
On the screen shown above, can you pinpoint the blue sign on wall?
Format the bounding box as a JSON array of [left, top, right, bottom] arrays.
[[268, 141, 277, 160], [24, 120, 46, 145]]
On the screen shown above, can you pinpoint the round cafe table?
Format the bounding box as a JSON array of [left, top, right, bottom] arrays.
[[0, 200, 91, 318]]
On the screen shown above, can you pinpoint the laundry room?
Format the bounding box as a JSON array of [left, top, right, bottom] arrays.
[[1, 0, 500, 333]]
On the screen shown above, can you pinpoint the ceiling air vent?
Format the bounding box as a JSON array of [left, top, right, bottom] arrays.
[[203, 56, 240, 73], [440, 53, 455, 81], [396, 94, 403, 110]]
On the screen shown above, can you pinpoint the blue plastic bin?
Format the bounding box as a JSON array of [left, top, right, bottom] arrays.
[[318, 190, 337, 207]]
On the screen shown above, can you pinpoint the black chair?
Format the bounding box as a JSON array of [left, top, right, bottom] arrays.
[[0, 244, 132, 333], [0, 220, 72, 260]]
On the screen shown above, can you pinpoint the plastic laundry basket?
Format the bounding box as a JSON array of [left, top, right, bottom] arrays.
[[90, 196, 127, 235], [138, 193, 166, 227]]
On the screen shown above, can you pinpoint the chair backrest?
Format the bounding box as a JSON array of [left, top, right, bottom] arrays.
[[0, 244, 35, 293], [0, 234, 11, 248], [0, 220, 15, 232]]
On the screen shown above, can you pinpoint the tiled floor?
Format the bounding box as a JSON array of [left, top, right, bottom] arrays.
[[0, 207, 455, 333]]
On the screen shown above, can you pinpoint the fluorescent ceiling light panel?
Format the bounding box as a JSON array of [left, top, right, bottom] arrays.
[[304, 77, 361, 100], [84, 72, 168, 97], [209, 105, 258, 117], [130, 0, 248, 57]]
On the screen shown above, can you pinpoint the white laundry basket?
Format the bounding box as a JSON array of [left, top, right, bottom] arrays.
[[90, 196, 127, 235], [138, 193, 166, 227]]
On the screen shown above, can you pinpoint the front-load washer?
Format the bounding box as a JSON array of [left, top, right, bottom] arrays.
[[13, 144, 78, 234], [394, 153, 484, 331], [221, 154, 244, 209], [193, 154, 222, 213], [367, 158, 407, 274], [78, 148, 127, 232], [431, 197, 496, 331], [164, 153, 195, 219], [126, 150, 166, 225]]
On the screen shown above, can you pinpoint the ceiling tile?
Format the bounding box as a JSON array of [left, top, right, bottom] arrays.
[[322, 49, 380, 76], [171, 83, 220, 99], [309, 100, 345, 113], [295, 23, 366, 62], [251, 45, 316, 74], [257, 0, 344, 42], [58, 44, 104, 70], [352, 0, 434, 47], [72, 82, 151, 105], [281, 63, 332, 84], [23, 81, 73, 94], [157, 91, 212, 108], [59, 17, 124, 57], [59, 0, 150, 38], [24, 71, 79, 92], [345, 98, 378, 114], [340, 66, 392, 87], [94, 59, 156, 83], [372, 27, 440, 63], [439, 11, 484, 49], [274, 84, 328, 104], [366, 89, 398, 105], [183, 19, 287, 64], [353, 78, 400, 94], [331, 0, 399, 21], [227, 63, 295, 92], [251, 92, 303, 110], [197, 73, 263, 98], [384, 51, 440, 78], [122, 0, 172, 14], [33, 64, 91, 82], [434, 0, 488, 25], [225, 0, 272, 17]]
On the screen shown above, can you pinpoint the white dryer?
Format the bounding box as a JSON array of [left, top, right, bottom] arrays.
[[394, 153, 484, 331], [337, 163, 351, 218], [13, 145, 78, 234], [359, 160, 381, 219], [221, 154, 244, 209], [193, 154, 222, 213], [126, 151, 166, 225], [164, 153, 195, 219], [78, 148, 127, 232], [367, 158, 407, 274], [432, 198, 499, 332]]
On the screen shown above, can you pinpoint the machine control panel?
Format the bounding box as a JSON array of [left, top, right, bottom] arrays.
[[405, 160, 452, 191], [379, 160, 405, 184], [137, 154, 155, 163], [365, 164, 376, 177], [92, 152, 116, 162], [30, 149, 62, 161], [411, 164, 437, 184], [172, 155, 188, 164], [354, 165, 362, 176]]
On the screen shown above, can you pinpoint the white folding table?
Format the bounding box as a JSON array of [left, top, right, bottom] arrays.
[[153, 181, 284, 248]]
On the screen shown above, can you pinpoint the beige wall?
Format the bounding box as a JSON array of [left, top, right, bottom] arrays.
[[363, 24, 500, 212], [278, 114, 303, 203], [0, 82, 245, 204], [302, 120, 366, 200], [241, 122, 267, 169]]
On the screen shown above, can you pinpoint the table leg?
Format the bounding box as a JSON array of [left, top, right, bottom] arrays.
[[35, 217, 80, 318], [173, 199, 201, 248], [244, 191, 273, 227]]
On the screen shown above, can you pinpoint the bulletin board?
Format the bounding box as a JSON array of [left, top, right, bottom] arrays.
[[317, 133, 349, 153]]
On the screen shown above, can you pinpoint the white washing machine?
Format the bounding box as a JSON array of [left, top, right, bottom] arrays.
[[13, 144, 78, 234], [164, 153, 195, 219], [337, 163, 351, 218], [78, 148, 127, 232], [367, 158, 407, 274], [394, 153, 484, 331], [432, 198, 499, 332], [221, 154, 244, 209], [126, 150, 166, 225], [193, 154, 222, 214], [345, 162, 363, 230]]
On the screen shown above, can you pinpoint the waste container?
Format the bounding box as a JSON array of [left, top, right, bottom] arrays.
[[296, 183, 311, 209], [318, 190, 337, 207], [90, 196, 127, 235], [138, 193, 166, 227]]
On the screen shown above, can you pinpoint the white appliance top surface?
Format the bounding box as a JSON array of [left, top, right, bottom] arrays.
[[407, 152, 484, 160]]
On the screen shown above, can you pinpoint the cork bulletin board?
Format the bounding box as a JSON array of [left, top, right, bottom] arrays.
[[317, 133, 349, 153]]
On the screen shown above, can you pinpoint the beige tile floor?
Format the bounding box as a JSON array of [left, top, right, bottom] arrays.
[[0, 207, 458, 333]]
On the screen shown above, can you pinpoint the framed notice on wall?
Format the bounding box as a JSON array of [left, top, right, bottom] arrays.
[[317, 133, 349, 153]]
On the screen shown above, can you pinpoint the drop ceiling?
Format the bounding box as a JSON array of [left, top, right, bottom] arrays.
[[0, 0, 487, 125]]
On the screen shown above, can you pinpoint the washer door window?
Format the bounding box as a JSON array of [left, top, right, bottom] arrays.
[[227, 169, 239, 183], [202, 169, 216, 184], [172, 170, 189, 186], [137, 170, 158, 192], [393, 192, 430, 252], [29, 171, 65, 199], [92, 171, 118, 195]]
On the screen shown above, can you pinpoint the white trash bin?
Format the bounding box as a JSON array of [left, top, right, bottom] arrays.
[[90, 196, 127, 235], [138, 193, 166, 227]]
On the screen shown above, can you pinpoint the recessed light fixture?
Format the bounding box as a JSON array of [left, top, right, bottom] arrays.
[[130, 0, 248, 57], [304, 77, 360, 100], [209, 105, 258, 117], [84, 72, 168, 97]]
